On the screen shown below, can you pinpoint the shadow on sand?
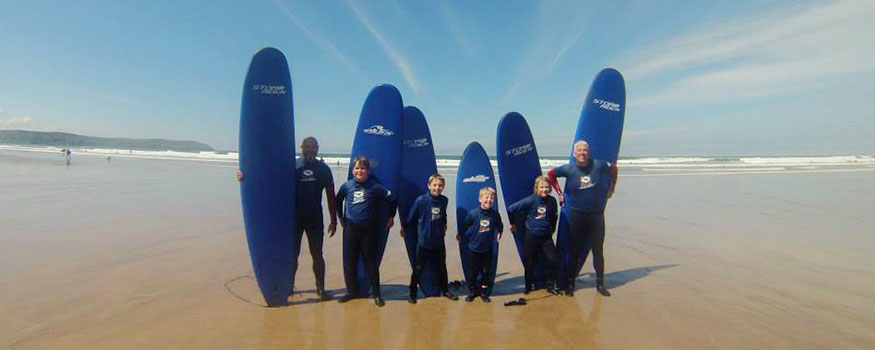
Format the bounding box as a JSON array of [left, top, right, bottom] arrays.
[[490, 264, 678, 296]]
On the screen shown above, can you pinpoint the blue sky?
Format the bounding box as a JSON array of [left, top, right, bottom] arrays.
[[1, 0, 873, 156]]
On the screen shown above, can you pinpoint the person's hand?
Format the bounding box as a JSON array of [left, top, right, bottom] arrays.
[[387, 217, 395, 229], [558, 193, 565, 207], [607, 187, 614, 199], [400, 227, 406, 238], [497, 232, 503, 242], [236, 170, 243, 181], [510, 224, 516, 234], [339, 219, 346, 229], [328, 220, 337, 238], [455, 233, 461, 242]]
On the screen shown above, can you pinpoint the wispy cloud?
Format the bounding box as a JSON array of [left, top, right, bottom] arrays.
[[0, 116, 42, 130], [271, 0, 367, 79], [440, 2, 474, 56], [347, 0, 420, 94], [505, 1, 589, 101], [621, 0, 875, 107]]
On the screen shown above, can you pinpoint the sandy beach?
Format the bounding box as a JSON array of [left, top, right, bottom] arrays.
[[1, 149, 874, 349]]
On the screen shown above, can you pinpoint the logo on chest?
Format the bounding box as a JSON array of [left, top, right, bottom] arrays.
[[300, 169, 317, 182], [352, 190, 365, 204], [534, 206, 547, 219], [579, 175, 594, 190], [431, 207, 442, 221], [478, 219, 491, 233]]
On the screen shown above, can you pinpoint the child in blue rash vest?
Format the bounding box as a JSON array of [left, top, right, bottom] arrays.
[[507, 175, 560, 295], [459, 187, 503, 303], [335, 156, 397, 307], [401, 174, 458, 303]]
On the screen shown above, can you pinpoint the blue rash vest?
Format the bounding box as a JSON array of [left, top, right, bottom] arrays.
[[295, 157, 333, 228], [335, 178, 397, 227], [552, 159, 613, 213], [507, 194, 558, 237], [463, 207, 503, 253], [404, 193, 448, 250]]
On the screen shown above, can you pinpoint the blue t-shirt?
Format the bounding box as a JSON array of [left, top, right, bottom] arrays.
[[553, 159, 612, 213], [296, 157, 334, 228], [335, 178, 397, 227], [507, 194, 558, 237], [463, 207, 503, 253], [404, 193, 448, 249]]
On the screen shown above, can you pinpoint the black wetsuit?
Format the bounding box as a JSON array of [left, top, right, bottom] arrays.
[[292, 158, 333, 291], [335, 178, 396, 297], [508, 194, 560, 288]]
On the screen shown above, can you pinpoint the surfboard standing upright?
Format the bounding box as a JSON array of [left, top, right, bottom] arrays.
[[398, 106, 442, 297], [556, 68, 626, 290], [238, 47, 296, 307], [456, 142, 499, 294], [345, 84, 403, 296], [497, 112, 551, 289]]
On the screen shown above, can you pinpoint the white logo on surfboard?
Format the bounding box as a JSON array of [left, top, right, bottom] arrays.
[[462, 174, 490, 183], [363, 125, 395, 136], [505, 143, 533, 157], [252, 85, 287, 95], [592, 98, 621, 112], [404, 138, 429, 147]]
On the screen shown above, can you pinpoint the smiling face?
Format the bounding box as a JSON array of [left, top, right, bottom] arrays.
[[573, 140, 590, 167], [301, 137, 319, 162], [536, 182, 551, 198], [428, 178, 445, 197], [352, 163, 369, 182], [479, 192, 494, 210]]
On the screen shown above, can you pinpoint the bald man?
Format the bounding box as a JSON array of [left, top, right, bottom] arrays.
[[237, 136, 337, 300], [547, 140, 617, 297]]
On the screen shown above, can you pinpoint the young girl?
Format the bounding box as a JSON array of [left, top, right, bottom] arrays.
[[335, 156, 396, 307], [508, 175, 560, 295]]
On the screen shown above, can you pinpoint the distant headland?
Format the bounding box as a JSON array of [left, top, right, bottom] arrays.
[[0, 130, 214, 152]]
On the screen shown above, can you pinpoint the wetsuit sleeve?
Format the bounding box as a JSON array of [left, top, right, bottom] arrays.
[[462, 211, 475, 236], [548, 197, 558, 233], [495, 211, 504, 234], [611, 163, 618, 191], [335, 183, 347, 222], [547, 167, 565, 195], [377, 185, 398, 218], [506, 196, 529, 223], [405, 196, 421, 229]]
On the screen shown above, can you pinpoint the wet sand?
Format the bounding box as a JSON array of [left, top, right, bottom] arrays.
[[1, 150, 874, 349]]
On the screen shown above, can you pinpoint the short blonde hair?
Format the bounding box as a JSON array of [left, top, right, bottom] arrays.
[[428, 173, 445, 185], [533, 175, 551, 194], [479, 186, 496, 198], [352, 156, 370, 169]]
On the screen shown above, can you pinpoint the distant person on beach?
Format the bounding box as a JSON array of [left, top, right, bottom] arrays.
[[459, 186, 503, 303], [65, 148, 71, 166], [334, 156, 396, 307], [236, 136, 337, 300], [508, 175, 560, 295], [547, 140, 617, 297], [401, 173, 458, 303]]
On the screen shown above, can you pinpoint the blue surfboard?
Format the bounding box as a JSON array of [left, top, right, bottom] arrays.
[[456, 142, 499, 294], [398, 106, 442, 297], [496, 112, 551, 289], [345, 84, 403, 296], [238, 47, 296, 307], [556, 68, 626, 290]]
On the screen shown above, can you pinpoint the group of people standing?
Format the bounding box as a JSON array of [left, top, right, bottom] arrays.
[[237, 137, 616, 307]]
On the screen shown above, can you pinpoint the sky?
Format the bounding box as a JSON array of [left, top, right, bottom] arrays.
[[1, 0, 873, 156]]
